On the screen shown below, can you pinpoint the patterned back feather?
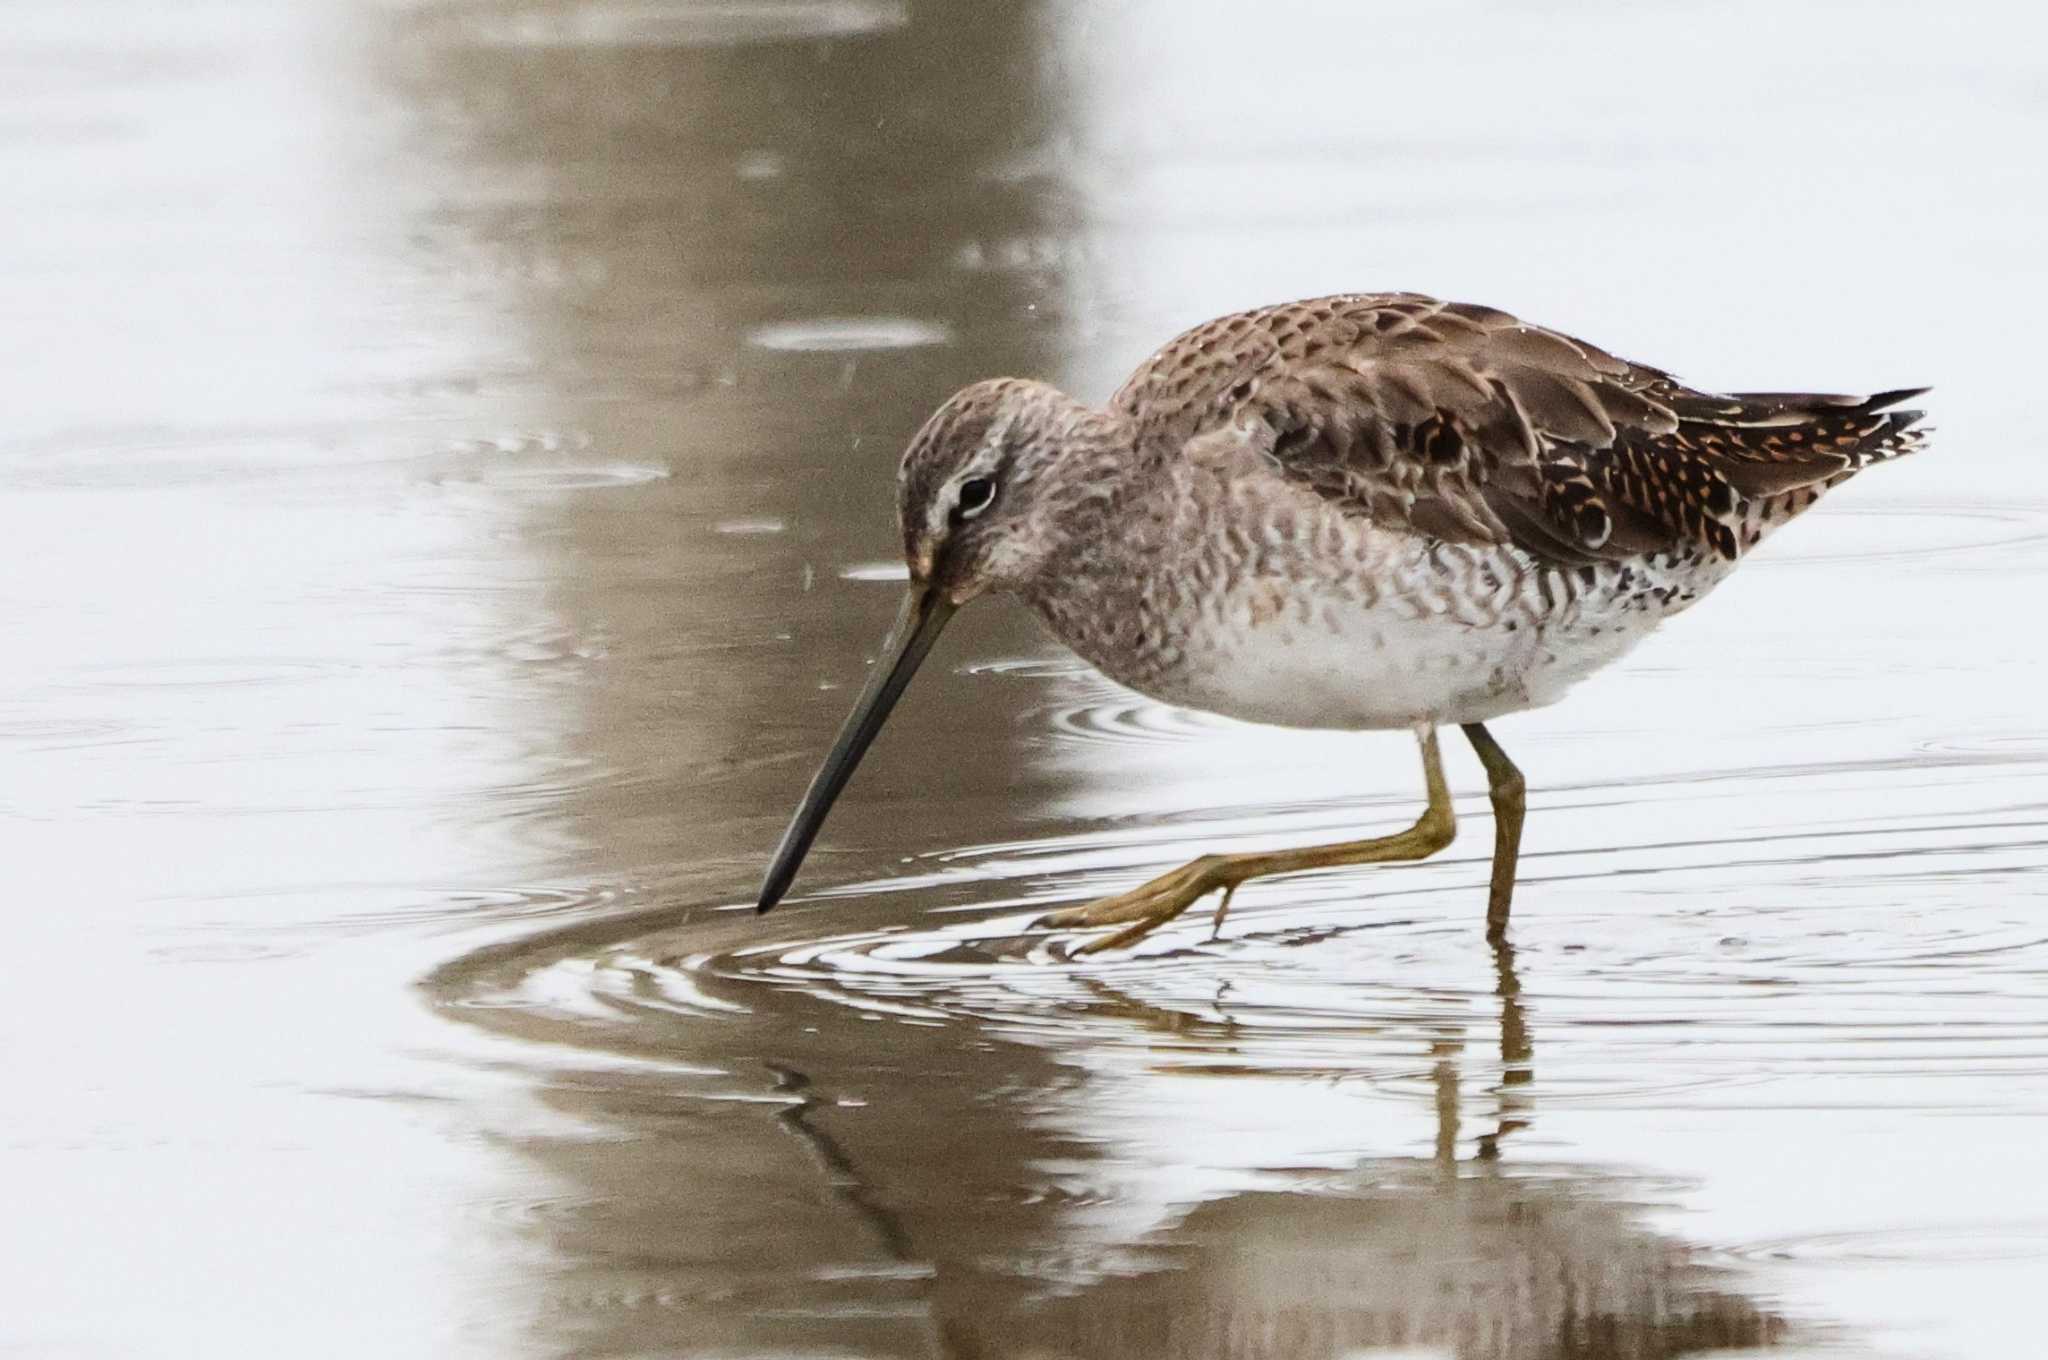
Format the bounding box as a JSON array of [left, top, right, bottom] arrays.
[[1113, 293, 1927, 566]]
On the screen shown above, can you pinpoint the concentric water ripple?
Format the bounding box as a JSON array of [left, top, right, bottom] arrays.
[[1041, 689, 1236, 746], [435, 745, 2048, 1113]]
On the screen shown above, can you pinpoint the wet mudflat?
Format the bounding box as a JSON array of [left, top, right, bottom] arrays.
[[4, 2, 2047, 1357]]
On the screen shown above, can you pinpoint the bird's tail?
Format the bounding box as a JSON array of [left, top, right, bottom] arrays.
[[1684, 386, 1931, 553]]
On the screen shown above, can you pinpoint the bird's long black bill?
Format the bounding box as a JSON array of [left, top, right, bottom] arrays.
[[757, 586, 955, 912]]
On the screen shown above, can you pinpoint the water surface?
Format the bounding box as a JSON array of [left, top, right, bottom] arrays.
[[4, 2, 2047, 1357]]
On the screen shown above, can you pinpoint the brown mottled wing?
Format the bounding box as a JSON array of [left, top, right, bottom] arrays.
[[1112, 293, 1927, 564]]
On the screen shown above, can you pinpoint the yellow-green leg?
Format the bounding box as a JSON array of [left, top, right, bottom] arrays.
[[1032, 727, 1457, 953], [1459, 721, 1525, 942]]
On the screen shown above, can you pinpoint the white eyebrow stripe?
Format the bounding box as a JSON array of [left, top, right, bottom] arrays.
[[922, 412, 1017, 543]]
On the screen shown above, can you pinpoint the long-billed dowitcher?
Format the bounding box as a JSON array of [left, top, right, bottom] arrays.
[[758, 293, 1927, 951]]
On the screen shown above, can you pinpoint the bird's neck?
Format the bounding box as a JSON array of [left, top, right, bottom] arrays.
[[1035, 404, 1145, 547], [1017, 405, 1157, 634]]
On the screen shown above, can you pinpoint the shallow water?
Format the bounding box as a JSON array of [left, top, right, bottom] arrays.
[[5, 2, 2048, 1357]]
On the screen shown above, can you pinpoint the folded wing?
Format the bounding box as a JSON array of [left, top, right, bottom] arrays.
[[1113, 293, 1927, 566]]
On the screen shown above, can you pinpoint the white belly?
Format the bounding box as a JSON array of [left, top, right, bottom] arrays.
[[1158, 609, 1614, 729], [1134, 553, 1717, 731]]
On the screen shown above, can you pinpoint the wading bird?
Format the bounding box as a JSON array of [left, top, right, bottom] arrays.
[[758, 293, 1926, 952]]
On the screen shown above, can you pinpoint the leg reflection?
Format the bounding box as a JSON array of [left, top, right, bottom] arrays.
[[1477, 936, 1531, 1162]]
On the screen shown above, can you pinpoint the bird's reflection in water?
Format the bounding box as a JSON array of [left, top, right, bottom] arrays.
[[755, 938, 1784, 1360]]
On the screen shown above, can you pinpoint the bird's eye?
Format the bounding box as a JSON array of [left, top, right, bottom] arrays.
[[954, 476, 997, 521]]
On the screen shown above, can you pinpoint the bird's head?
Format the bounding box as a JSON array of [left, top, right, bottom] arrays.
[[896, 376, 1113, 605], [757, 376, 1127, 912]]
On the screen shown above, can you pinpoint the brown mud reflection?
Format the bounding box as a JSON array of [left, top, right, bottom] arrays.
[[375, 0, 1082, 913]]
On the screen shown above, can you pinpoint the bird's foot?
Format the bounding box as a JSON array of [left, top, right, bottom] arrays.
[[1031, 855, 1240, 954]]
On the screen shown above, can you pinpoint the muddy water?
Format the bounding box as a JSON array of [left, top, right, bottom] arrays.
[[5, 2, 2047, 1357]]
